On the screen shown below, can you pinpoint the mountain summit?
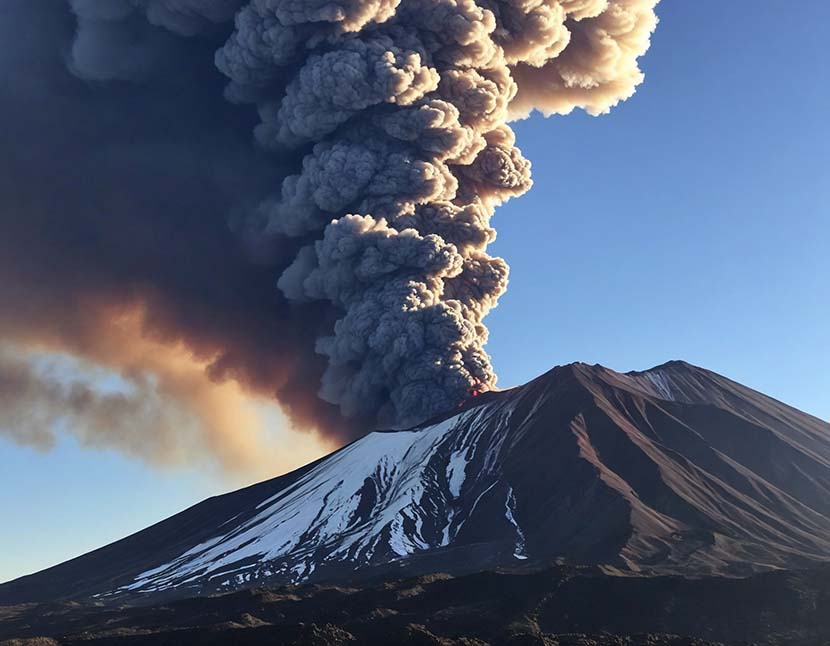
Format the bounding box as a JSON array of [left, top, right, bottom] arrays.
[[3, 361, 830, 604]]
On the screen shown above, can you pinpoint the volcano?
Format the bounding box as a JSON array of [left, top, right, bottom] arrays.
[[3, 360, 830, 604]]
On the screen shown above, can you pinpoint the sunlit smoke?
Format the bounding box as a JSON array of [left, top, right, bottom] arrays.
[[0, 305, 331, 479]]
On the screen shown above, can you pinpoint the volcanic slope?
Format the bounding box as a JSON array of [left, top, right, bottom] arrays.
[[2, 360, 830, 603]]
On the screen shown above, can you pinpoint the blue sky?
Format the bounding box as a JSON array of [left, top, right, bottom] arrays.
[[488, 0, 830, 416], [1, 0, 828, 583]]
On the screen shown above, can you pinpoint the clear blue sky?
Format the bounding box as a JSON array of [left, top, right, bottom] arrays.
[[1, 1, 828, 583]]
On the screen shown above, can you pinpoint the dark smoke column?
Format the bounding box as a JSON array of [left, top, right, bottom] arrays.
[[214, 0, 659, 427], [55, 0, 658, 434]]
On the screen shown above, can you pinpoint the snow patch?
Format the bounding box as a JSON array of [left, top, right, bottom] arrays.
[[446, 448, 468, 498], [505, 486, 528, 560], [643, 371, 676, 401], [120, 413, 470, 592], [116, 394, 528, 596]]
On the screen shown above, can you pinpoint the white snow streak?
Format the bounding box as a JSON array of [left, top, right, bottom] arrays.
[[505, 485, 528, 560], [446, 448, 468, 498]]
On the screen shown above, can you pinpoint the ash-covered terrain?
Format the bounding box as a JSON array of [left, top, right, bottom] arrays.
[[4, 564, 830, 645], [2, 360, 829, 607]]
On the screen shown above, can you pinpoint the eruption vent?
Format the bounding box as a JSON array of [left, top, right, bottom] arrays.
[[0, 0, 659, 457]]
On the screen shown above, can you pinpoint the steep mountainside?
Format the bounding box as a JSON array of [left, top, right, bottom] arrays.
[[2, 361, 830, 604]]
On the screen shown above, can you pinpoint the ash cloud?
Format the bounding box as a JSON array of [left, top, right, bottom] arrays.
[[0, 0, 659, 456], [0, 344, 249, 470]]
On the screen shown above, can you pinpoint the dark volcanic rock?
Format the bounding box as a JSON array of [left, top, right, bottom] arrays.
[[6, 564, 830, 645]]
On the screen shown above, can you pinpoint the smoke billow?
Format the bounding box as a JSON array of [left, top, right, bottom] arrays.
[[0, 0, 659, 459]]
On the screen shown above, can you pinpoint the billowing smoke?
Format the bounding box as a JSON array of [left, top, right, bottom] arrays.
[[0, 0, 658, 457]]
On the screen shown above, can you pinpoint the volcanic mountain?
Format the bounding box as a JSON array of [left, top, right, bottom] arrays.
[[3, 361, 830, 604]]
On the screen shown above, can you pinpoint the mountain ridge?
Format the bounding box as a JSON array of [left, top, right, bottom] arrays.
[[3, 360, 830, 604]]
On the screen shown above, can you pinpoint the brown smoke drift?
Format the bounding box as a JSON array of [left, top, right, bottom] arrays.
[[0, 306, 331, 478], [0, 0, 658, 468], [0, 342, 262, 470]]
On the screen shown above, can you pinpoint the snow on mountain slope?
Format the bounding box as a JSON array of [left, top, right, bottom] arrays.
[[117, 403, 516, 594], [3, 361, 830, 604]]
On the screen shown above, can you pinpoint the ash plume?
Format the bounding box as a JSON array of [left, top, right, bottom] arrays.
[[0, 343, 270, 472], [0, 0, 659, 455]]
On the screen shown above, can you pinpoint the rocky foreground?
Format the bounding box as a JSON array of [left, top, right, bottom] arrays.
[[3, 563, 830, 645]]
